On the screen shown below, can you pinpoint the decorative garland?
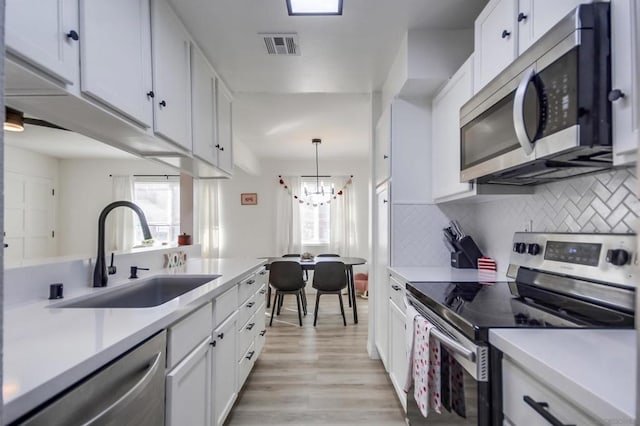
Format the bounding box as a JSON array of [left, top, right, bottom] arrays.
[[278, 175, 354, 207]]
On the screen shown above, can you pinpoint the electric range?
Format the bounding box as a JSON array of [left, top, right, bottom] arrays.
[[404, 232, 636, 425]]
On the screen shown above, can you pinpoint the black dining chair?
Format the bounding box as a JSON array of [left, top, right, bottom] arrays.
[[267, 254, 308, 312], [269, 261, 306, 327], [312, 261, 347, 326]]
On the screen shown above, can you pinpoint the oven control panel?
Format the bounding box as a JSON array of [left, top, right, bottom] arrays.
[[509, 232, 637, 289]]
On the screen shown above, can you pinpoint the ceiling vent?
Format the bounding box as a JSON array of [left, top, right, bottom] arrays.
[[260, 33, 300, 56]]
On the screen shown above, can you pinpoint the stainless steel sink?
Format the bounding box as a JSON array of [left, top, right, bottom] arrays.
[[55, 275, 221, 308]]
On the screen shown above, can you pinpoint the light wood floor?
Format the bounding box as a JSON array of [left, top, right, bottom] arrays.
[[225, 290, 407, 426]]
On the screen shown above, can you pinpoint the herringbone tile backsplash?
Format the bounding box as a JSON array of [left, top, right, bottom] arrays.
[[393, 168, 639, 271]]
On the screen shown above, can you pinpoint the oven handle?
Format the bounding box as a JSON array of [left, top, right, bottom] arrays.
[[513, 67, 536, 156], [404, 294, 476, 363]]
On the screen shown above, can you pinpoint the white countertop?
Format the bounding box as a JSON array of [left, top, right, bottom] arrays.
[[490, 329, 636, 424], [3, 257, 265, 424], [388, 266, 509, 283]]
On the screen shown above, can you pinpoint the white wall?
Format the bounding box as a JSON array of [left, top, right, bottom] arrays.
[[218, 158, 370, 271], [57, 158, 176, 257]]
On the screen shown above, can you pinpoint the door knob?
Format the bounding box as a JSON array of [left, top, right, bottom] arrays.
[[66, 30, 79, 41]]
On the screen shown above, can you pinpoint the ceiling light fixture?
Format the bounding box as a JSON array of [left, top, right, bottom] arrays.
[[304, 138, 334, 196], [286, 0, 342, 16], [4, 107, 24, 132]]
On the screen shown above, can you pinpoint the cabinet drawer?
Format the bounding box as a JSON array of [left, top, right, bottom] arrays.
[[255, 266, 268, 287], [167, 302, 212, 369], [389, 275, 406, 313], [238, 273, 258, 304], [237, 312, 258, 362], [213, 285, 238, 327], [502, 359, 599, 426], [238, 342, 256, 389], [237, 292, 259, 331], [254, 304, 267, 358]]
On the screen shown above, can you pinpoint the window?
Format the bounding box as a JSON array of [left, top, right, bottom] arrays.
[[300, 178, 330, 245], [133, 177, 180, 245]]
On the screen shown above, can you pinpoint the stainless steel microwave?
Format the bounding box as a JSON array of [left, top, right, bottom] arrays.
[[460, 3, 613, 186]]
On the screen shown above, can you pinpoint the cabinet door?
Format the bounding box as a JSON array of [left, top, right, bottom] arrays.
[[388, 299, 408, 412], [166, 338, 211, 426], [212, 313, 238, 426], [191, 46, 218, 165], [79, 0, 153, 128], [375, 106, 392, 186], [6, 0, 79, 85], [432, 56, 475, 202], [374, 186, 390, 369], [151, 0, 192, 150], [517, 0, 587, 53], [216, 83, 234, 174], [474, 0, 518, 91], [611, 0, 640, 165]]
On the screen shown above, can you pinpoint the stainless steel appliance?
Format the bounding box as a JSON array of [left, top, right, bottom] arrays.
[[405, 232, 636, 425], [13, 331, 166, 426], [460, 3, 613, 186]]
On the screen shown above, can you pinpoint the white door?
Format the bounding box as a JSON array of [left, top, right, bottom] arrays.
[[79, 0, 154, 128], [212, 313, 238, 426], [191, 46, 217, 165], [6, 0, 79, 85], [474, 0, 518, 91], [5, 173, 56, 266], [165, 338, 212, 426], [375, 106, 391, 186], [374, 185, 390, 368], [517, 0, 588, 53], [151, 0, 192, 150], [388, 298, 408, 412], [216, 82, 233, 174]]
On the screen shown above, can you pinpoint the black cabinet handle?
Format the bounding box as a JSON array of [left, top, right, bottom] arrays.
[[217, 332, 224, 339], [608, 89, 625, 102], [259, 330, 266, 336], [246, 322, 255, 330], [219, 146, 224, 151], [383, 199, 388, 204], [383, 154, 389, 159], [517, 12, 528, 22], [215, 144, 220, 149], [501, 30, 511, 39], [159, 100, 167, 107], [246, 279, 256, 285], [245, 350, 255, 360], [523, 396, 575, 426], [66, 30, 79, 41], [146, 90, 155, 99], [246, 302, 255, 308], [391, 285, 402, 291], [259, 270, 267, 275], [210, 341, 216, 347], [259, 289, 266, 295]]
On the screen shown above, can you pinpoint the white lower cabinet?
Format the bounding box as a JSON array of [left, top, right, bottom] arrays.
[[502, 358, 599, 426], [388, 296, 408, 412], [212, 311, 238, 426], [165, 337, 212, 426]]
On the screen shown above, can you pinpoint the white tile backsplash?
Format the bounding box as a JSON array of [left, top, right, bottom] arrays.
[[393, 168, 639, 274]]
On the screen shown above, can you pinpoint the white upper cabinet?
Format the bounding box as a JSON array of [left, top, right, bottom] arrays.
[[517, 0, 587, 53], [216, 83, 234, 175], [191, 45, 218, 166], [79, 0, 154, 128], [6, 0, 79, 85], [474, 0, 517, 91], [151, 0, 192, 151], [375, 106, 392, 187], [611, 0, 640, 166], [432, 56, 475, 202]]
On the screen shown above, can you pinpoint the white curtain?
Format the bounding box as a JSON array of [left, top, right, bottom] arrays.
[[329, 176, 357, 256], [108, 175, 135, 251], [275, 176, 301, 255], [198, 179, 220, 258]]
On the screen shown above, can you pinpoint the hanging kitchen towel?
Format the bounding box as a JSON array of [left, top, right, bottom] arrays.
[[450, 351, 467, 418], [427, 333, 442, 414], [440, 343, 451, 412], [409, 315, 442, 417], [403, 304, 420, 393]]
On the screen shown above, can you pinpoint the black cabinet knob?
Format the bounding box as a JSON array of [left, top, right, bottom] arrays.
[[159, 100, 167, 107], [146, 91, 155, 99], [217, 332, 224, 339], [501, 30, 511, 39], [210, 341, 216, 347], [219, 146, 224, 151], [606, 249, 630, 266], [66, 30, 79, 41], [517, 12, 528, 22], [383, 154, 389, 159], [608, 89, 625, 102]]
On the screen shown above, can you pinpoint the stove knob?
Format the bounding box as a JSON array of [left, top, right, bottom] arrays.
[[513, 242, 527, 254], [527, 243, 541, 256], [606, 249, 630, 266]]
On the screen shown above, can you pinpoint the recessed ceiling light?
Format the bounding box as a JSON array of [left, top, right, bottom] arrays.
[[286, 0, 343, 16]]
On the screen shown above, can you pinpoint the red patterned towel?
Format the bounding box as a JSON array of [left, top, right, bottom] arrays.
[[411, 315, 442, 417]]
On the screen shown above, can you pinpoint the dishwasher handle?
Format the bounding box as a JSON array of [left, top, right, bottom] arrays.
[[81, 352, 162, 425]]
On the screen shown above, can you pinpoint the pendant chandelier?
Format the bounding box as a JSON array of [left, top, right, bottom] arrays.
[[304, 138, 333, 196]]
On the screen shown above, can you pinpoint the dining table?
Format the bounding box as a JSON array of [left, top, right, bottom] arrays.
[[261, 256, 367, 324]]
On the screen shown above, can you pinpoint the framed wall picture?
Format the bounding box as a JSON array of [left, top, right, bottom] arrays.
[[241, 193, 258, 205]]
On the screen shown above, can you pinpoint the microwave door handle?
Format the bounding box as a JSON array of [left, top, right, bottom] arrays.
[[513, 67, 536, 156]]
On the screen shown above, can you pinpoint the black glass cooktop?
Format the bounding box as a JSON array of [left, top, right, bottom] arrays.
[[406, 281, 635, 342]]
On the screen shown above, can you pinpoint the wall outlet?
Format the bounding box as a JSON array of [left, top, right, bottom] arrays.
[[523, 219, 533, 232]]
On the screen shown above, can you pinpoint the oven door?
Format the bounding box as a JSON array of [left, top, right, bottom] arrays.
[[405, 293, 491, 425]]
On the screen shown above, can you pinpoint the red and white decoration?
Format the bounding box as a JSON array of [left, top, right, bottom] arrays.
[[277, 175, 353, 207]]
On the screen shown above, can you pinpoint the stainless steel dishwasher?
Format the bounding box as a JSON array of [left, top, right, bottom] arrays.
[[14, 331, 166, 426]]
